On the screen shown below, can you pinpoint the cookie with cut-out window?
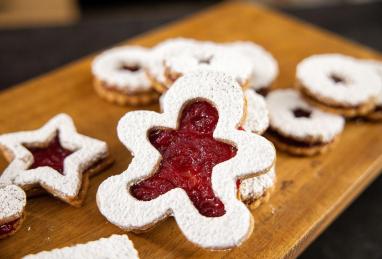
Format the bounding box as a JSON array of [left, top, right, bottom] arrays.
[[296, 54, 381, 118], [0, 114, 112, 206], [92, 46, 159, 106], [266, 89, 345, 156], [97, 70, 275, 250]]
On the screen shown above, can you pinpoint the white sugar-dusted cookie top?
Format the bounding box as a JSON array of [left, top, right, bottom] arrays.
[[226, 41, 278, 90], [266, 89, 345, 142], [92, 46, 152, 93], [362, 59, 382, 105], [239, 165, 275, 202], [0, 114, 109, 200], [0, 185, 26, 224], [97, 70, 275, 250], [296, 54, 382, 106], [164, 44, 254, 85], [23, 235, 139, 259], [242, 89, 269, 134]]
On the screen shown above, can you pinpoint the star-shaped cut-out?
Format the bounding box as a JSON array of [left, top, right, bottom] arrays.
[[0, 114, 109, 206], [26, 135, 73, 174], [97, 70, 275, 249], [130, 101, 237, 217]]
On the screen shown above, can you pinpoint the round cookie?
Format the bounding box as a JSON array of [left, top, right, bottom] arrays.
[[266, 89, 345, 156], [92, 46, 159, 105], [147, 38, 205, 93], [296, 54, 382, 117], [362, 60, 382, 121], [0, 185, 27, 239], [226, 41, 278, 95], [163, 44, 253, 88]]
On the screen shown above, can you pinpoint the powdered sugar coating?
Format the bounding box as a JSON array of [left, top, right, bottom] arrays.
[[239, 165, 275, 201], [0, 185, 26, 223], [97, 70, 275, 249], [362, 59, 382, 105], [164, 44, 254, 86], [92, 46, 152, 93], [242, 89, 269, 134], [0, 114, 109, 200], [296, 54, 382, 106], [23, 235, 139, 259], [266, 89, 345, 142], [226, 41, 278, 90]]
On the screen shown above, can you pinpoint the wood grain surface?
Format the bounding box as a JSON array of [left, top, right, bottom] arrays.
[[1, 1, 382, 258]]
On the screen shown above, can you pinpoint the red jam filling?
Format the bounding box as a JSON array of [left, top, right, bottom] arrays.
[[0, 219, 18, 236], [292, 108, 312, 118], [25, 135, 73, 174], [130, 101, 237, 217], [120, 64, 141, 72]]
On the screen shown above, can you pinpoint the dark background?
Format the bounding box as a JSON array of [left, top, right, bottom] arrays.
[[0, 1, 381, 258]]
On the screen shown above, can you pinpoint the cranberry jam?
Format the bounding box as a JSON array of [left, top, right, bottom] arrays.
[[130, 101, 237, 217]]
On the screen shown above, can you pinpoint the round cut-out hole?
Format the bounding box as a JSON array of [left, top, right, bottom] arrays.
[[198, 56, 213, 65], [330, 74, 347, 84], [293, 108, 312, 118], [120, 64, 141, 72]]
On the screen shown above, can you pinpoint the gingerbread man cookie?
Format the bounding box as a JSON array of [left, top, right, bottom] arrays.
[[97, 70, 275, 249], [0, 114, 112, 206], [296, 54, 382, 117], [92, 46, 159, 106], [0, 184, 26, 239], [24, 235, 139, 259], [266, 89, 345, 156]]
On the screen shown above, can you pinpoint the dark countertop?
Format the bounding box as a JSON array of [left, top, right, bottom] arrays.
[[0, 2, 381, 258]]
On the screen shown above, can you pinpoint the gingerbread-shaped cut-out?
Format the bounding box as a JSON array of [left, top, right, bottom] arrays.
[[97, 70, 276, 249], [0, 114, 110, 206], [130, 100, 237, 217]]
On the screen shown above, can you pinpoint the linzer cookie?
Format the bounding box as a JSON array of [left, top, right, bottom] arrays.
[[296, 54, 382, 117], [226, 41, 278, 95], [266, 89, 345, 156], [97, 70, 276, 249], [363, 60, 382, 121], [0, 185, 26, 239], [23, 234, 139, 259], [163, 44, 253, 89], [0, 114, 112, 207], [92, 46, 159, 105]]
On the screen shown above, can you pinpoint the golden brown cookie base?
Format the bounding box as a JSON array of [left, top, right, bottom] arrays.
[[146, 72, 169, 94], [266, 132, 338, 156], [297, 82, 376, 117], [241, 186, 274, 210], [94, 79, 159, 106], [0, 213, 26, 240], [366, 110, 382, 121]]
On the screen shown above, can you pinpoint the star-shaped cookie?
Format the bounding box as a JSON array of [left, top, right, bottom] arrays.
[[97, 70, 275, 249], [0, 114, 111, 206]]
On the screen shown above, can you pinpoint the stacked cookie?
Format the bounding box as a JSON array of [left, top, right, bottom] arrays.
[[0, 114, 113, 239], [92, 38, 278, 105]]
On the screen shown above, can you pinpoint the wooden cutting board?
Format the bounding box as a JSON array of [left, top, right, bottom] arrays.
[[1, 1, 382, 258]]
